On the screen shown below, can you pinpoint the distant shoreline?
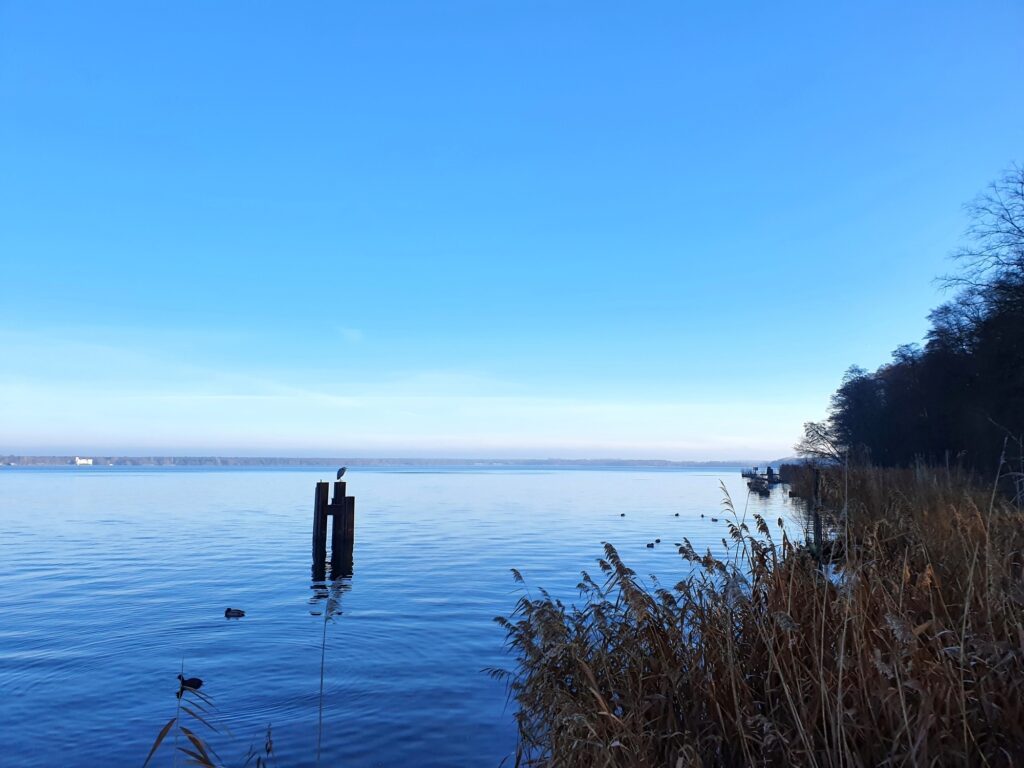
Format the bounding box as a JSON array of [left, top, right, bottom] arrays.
[[0, 455, 789, 469]]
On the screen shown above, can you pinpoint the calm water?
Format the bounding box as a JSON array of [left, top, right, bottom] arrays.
[[0, 466, 801, 767]]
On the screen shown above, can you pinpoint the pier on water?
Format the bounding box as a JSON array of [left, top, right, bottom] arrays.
[[741, 466, 781, 496], [312, 480, 355, 580]]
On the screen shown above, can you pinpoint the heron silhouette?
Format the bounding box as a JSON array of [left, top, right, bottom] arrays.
[[336, 467, 347, 480]]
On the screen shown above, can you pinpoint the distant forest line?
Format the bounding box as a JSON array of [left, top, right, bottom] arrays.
[[799, 165, 1024, 477], [0, 456, 774, 468]]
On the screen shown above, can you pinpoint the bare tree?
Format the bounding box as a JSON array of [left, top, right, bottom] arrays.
[[944, 164, 1024, 301], [795, 421, 843, 463]]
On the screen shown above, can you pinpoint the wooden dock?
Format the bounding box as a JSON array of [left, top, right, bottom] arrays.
[[742, 466, 781, 496]]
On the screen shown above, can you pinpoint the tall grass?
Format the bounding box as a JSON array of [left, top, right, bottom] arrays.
[[143, 672, 276, 767], [494, 468, 1024, 766], [143, 674, 224, 768]]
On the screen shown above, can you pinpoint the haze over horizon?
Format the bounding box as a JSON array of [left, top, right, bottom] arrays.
[[2, 2, 1022, 459], [2, 453, 791, 464]]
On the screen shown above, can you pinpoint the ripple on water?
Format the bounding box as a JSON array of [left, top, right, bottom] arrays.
[[0, 467, 803, 767]]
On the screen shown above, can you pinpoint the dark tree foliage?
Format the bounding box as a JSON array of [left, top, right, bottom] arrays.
[[801, 166, 1024, 472]]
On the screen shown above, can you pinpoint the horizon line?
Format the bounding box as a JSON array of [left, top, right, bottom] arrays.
[[1, 454, 800, 466]]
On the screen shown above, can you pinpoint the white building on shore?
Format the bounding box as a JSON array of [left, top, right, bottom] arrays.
[[73, 456, 93, 466]]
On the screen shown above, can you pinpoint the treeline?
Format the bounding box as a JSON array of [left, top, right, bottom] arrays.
[[800, 166, 1024, 473]]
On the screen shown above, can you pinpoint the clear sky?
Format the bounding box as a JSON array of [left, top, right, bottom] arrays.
[[1, 2, 1022, 459]]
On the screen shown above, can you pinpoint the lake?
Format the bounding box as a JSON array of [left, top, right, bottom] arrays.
[[0, 466, 801, 767]]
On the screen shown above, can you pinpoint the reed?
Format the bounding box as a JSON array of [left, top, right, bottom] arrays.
[[143, 675, 223, 768], [143, 575, 344, 766], [143, 672, 276, 768], [494, 467, 1024, 766]]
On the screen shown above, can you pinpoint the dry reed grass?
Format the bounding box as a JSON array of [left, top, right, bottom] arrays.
[[494, 468, 1024, 767], [143, 674, 276, 767]]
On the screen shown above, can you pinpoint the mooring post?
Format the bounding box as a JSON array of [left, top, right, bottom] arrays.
[[330, 484, 355, 578], [341, 495, 355, 546], [330, 481, 346, 555], [312, 481, 329, 573], [312, 478, 357, 578]]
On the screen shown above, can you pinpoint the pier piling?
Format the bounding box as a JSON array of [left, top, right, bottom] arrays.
[[811, 468, 823, 562], [312, 479, 355, 579]]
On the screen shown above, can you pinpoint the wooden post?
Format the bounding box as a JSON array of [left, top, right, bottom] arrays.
[[312, 481, 329, 577], [812, 468, 823, 562], [330, 494, 355, 578], [330, 497, 345, 558], [313, 479, 356, 579], [812, 510, 823, 561], [342, 496, 355, 544], [329, 481, 347, 572]]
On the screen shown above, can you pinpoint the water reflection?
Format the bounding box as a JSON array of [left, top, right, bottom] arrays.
[[1, 466, 803, 767], [309, 573, 351, 765], [308, 485, 355, 763], [311, 546, 354, 583], [330, 542, 354, 580], [309, 574, 351, 617]]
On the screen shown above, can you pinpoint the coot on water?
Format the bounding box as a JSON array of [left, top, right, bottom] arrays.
[[178, 674, 203, 691]]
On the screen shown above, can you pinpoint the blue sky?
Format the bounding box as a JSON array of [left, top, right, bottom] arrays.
[[1, 2, 1022, 458]]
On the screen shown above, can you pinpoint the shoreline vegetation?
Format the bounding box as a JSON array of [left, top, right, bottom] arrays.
[[795, 166, 1023, 489], [496, 465, 1024, 766]]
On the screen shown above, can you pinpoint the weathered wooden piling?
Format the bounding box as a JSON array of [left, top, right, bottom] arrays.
[[811, 468, 823, 562], [312, 479, 355, 579], [312, 481, 330, 574], [331, 493, 355, 579]]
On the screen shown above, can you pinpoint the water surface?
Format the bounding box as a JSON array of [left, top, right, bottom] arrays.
[[0, 466, 800, 766]]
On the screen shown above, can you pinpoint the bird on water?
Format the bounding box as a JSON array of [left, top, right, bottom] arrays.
[[337, 467, 347, 480], [224, 608, 245, 618], [178, 674, 203, 691]]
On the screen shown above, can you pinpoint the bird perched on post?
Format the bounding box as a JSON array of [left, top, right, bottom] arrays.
[[336, 467, 347, 480]]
